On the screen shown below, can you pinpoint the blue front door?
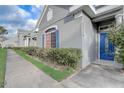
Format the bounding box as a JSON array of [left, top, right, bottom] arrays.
[[100, 32, 115, 61]]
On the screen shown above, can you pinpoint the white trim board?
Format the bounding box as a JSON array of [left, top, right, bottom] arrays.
[[36, 6, 48, 29]]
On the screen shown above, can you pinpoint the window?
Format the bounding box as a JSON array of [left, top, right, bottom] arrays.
[[43, 27, 59, 48], [51, 32, 56, 48], [46, 33, 51, 48]]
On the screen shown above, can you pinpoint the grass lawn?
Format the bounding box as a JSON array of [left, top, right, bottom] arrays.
[[0, 48, 7, 88], [15, 50, 74, 81]]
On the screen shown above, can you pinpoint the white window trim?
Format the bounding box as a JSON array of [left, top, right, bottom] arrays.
[[43, 25, 57, 33], [44, 30, 56, 48], [43, 25, 58, 48]]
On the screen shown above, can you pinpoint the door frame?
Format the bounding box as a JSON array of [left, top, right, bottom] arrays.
[[98, 24, 115, 62]]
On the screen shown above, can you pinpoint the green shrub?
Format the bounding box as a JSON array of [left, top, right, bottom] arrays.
[[47, 48, 81, 68], [37, 48, 49, 60], [14, 47, 82, 68], [14, 47, 37, 56], [108, 23, 124, 68]]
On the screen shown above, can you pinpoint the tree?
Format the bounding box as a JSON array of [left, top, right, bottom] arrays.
[[0, 26, 8, 48], [0, 26, 7, 35], [108, 23, 124, 70]]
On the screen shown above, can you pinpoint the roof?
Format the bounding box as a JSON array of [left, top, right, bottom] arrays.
[[35, 5, 47, 29], [35, 5, 123, 29]]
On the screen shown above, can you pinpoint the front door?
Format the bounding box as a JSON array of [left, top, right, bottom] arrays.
[[100, 32, 115, 61]]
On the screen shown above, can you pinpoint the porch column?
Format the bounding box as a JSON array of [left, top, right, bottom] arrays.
[[115, 14, 123, 26], [25, 37, 28, 47], [27, 37, 29, 47], [115, 6, 124, 26], [24, 38, 27, 47]]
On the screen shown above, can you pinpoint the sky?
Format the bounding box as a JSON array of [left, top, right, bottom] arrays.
[[0, 5, 44, 38]]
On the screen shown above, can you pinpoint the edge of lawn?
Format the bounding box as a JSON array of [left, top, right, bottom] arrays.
[[0, 48, 7, 88], [14, 49, 74, 82]]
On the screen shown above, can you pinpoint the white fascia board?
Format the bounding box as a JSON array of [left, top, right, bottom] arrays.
[[69, 5, 123, 18], [35, 5, 48, 30], [96, 5, 122, 16], [69, 5, 96, 18], [92, 10, 121, 22], [88, 5, 96, 14], [69, 5, 83, 12], [82, 5, 96, 18], [93, 7, 123, 22]]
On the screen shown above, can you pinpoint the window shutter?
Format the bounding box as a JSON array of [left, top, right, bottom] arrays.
[[56, 30, 59, 48]]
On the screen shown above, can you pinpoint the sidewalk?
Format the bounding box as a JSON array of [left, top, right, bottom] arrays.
[[5, 49, 61, 88]]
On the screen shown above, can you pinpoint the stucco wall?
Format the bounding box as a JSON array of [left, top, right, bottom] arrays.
[[38, 6, 69, 30], [59, 17, 82, 48], [81, 12, 97, 68], [37, 16, 82, 49]]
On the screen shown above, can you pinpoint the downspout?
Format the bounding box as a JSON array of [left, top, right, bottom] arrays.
[[80, 11, 85, 69]]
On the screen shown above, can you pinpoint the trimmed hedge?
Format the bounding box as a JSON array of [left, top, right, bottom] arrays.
[[14, 47, 82, 68]]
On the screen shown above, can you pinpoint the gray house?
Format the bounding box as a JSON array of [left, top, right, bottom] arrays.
[[34, 5, 124, 69], [18, 5, 124, 69]]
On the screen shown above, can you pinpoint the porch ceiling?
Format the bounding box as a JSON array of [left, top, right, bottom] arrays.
[[92, 9, 123, 22]]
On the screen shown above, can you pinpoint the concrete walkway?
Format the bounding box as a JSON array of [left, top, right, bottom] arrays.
[[61, 64, 124, 88], [5, 49, 60, 88]]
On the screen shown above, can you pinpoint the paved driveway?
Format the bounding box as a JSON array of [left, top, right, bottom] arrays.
[[61, 64, 124, 88], [5, 49, 60, 88]]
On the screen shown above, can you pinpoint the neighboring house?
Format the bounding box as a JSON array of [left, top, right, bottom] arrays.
[[34, 5, 124, 69], [2, 37, 18, 48], [17, 29, 38, 47]]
